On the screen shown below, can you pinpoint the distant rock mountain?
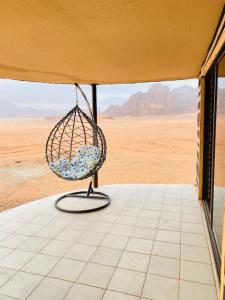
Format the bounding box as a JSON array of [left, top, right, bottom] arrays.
[[1, 83, 224, 118], [0, 100, 65, 118], [104, 84, 198, 117]]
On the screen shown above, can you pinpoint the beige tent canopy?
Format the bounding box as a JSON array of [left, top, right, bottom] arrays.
[[0, 1, 224, 84]]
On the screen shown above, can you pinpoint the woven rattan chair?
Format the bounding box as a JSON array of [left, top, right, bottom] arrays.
[[46, 83, 110, 213]]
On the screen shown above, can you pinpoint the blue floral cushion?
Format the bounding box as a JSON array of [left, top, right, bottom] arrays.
[[49, 145, 101, 179]]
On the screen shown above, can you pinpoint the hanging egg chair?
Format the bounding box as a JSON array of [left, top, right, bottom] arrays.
[[46, 83, 110, 213]]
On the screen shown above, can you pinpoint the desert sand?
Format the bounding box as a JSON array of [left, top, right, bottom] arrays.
[[0, 114, 198, 211]]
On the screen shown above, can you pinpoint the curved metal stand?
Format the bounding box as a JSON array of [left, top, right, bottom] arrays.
[[54, 182, 111, 213]]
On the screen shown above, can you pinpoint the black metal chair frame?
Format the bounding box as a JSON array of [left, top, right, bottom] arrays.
[[46, 83, 111, 213], [54, 181, 111, 213]]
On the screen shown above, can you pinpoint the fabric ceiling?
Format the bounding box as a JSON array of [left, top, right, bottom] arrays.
[[0, 1, 224, 84]]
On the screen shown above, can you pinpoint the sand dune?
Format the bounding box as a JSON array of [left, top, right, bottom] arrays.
[[0, 114, 198, 211]]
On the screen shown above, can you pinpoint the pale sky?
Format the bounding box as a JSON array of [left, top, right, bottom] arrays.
[[0, 78, 198, 112]]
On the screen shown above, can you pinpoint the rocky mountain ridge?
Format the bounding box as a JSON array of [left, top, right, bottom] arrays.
[[104, 83, 225, 117], [104, 84, 198, 117]]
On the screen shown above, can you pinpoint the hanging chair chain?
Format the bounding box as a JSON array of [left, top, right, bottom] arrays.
[[75, 83, 94, 121], [74, 83, 99, 148], [75, 85, 78, 105]]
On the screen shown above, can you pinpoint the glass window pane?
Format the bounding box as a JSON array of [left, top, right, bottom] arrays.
[[213, 54, 225, 252]]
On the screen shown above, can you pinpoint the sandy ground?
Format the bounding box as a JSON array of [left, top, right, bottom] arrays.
[[0, 114, 198, 211]]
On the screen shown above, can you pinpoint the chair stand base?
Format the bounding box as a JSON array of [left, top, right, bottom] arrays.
[[54, 190, 111, 213]]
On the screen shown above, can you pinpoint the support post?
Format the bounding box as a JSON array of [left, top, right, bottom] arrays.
[[196, 77, 205, 200], [92, 84, 98, 188]]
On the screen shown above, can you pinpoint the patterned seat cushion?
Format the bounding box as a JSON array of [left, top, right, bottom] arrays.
[[49, 145, 101, 179]]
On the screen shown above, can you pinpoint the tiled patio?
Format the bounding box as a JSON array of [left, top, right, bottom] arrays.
[[0, 184, 218, 300]]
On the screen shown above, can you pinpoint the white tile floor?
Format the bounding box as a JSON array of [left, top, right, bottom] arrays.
[[0, 184, 218, 300]]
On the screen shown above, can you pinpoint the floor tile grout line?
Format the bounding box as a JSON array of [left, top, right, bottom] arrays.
[[61, 189, 130, 300], [1, 225, 206, 244], [0, 246, 214, 279], [0, 269, 44, 300], [23, 203, 109, 300], [0, 291, 21, 300], [99, 193, 144, 299], [139, 191, 166, 299], [1, 229, 210, 256], [0, 185, 215, 300], [0, 208, 98, 299], [0, 248, 47, 299]]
